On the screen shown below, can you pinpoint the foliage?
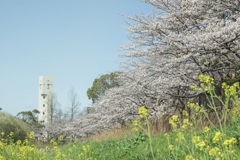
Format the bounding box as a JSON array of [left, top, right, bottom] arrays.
[[17, 109, 39, 123], [16, 109, 43, 131], [0, 112, 30, 142], [87, 72, 120, 103]]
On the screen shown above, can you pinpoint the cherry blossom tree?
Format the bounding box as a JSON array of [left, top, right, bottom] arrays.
[[42, 0, 240, 139]]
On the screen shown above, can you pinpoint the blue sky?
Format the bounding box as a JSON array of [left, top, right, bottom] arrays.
[[0, 0, 153, 116]]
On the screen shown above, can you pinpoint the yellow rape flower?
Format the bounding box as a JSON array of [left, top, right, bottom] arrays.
[[183, 119, 189, 125], [181, 118, 189, 129], [229, 85, 237, 96], [222, 82, 228, 89], [78, 153, 84, 157], [0, 142, 4, 150], [28, 131, 35, 139], [50, 139, 58, 146], [231, 107, 239, 116], [212, 132, 221, 143], [203, 126, 209, 133], [197, 141, 206, 150], [176, 132, 184, 142], [171, 115, 178, 121], [169, 115, 179, 129], [132, 120, 138, 127], [0, 155, 4, 160], [190, 85, 198, 91], [55, 151, 62, 160], [223, 82, 239, 96], [209, 147, 220, 157], [82, 145, 87, 152], [87, 145, 91, 151], [223, 138, 237, 147], [168, 144, 174, 150], [187, 102, 195, 109], [233, 82, 239, 88], [182, 110, 189, 117], [59, 135, 64, 141], [16, 140, 22, 145], [132, 127, 138, 132], [187, 102, 201, 113], [138, 106, 149, 118], [192, 136, 201, 144], [185, 155, 195, 160], [198, 74, 214, 84]]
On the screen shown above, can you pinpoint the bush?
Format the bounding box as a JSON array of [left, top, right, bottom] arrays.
[[0, 112, 30, 142]]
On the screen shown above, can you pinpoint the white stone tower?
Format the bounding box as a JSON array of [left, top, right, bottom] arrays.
[[38, 75, 53, 125]]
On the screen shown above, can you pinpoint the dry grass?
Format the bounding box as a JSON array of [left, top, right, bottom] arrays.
[[149, 115, 172, 135], [87, 115, 173, 142], [87, 125, 133, 142], [87, 107, 225, 142]]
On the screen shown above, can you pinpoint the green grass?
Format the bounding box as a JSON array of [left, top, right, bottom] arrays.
[[43, 118, 239, 160]]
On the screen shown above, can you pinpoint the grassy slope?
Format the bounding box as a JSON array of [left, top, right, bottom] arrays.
[[46, 118, 240, 160]]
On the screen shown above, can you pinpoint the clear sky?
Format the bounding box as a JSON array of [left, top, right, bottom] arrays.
[[0, 0, 153, 116]]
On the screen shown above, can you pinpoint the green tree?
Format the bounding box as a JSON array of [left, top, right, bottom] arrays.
[[87, 72, 121, 103], [0, 112, 30, 141], [16, 109, 43, 130]]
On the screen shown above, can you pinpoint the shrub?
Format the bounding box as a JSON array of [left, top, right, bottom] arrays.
[[0, 112, 30, 142]]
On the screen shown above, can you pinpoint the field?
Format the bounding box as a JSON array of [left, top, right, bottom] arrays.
[[1, 117, 240, 160], [1, 75, 240, 160]]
